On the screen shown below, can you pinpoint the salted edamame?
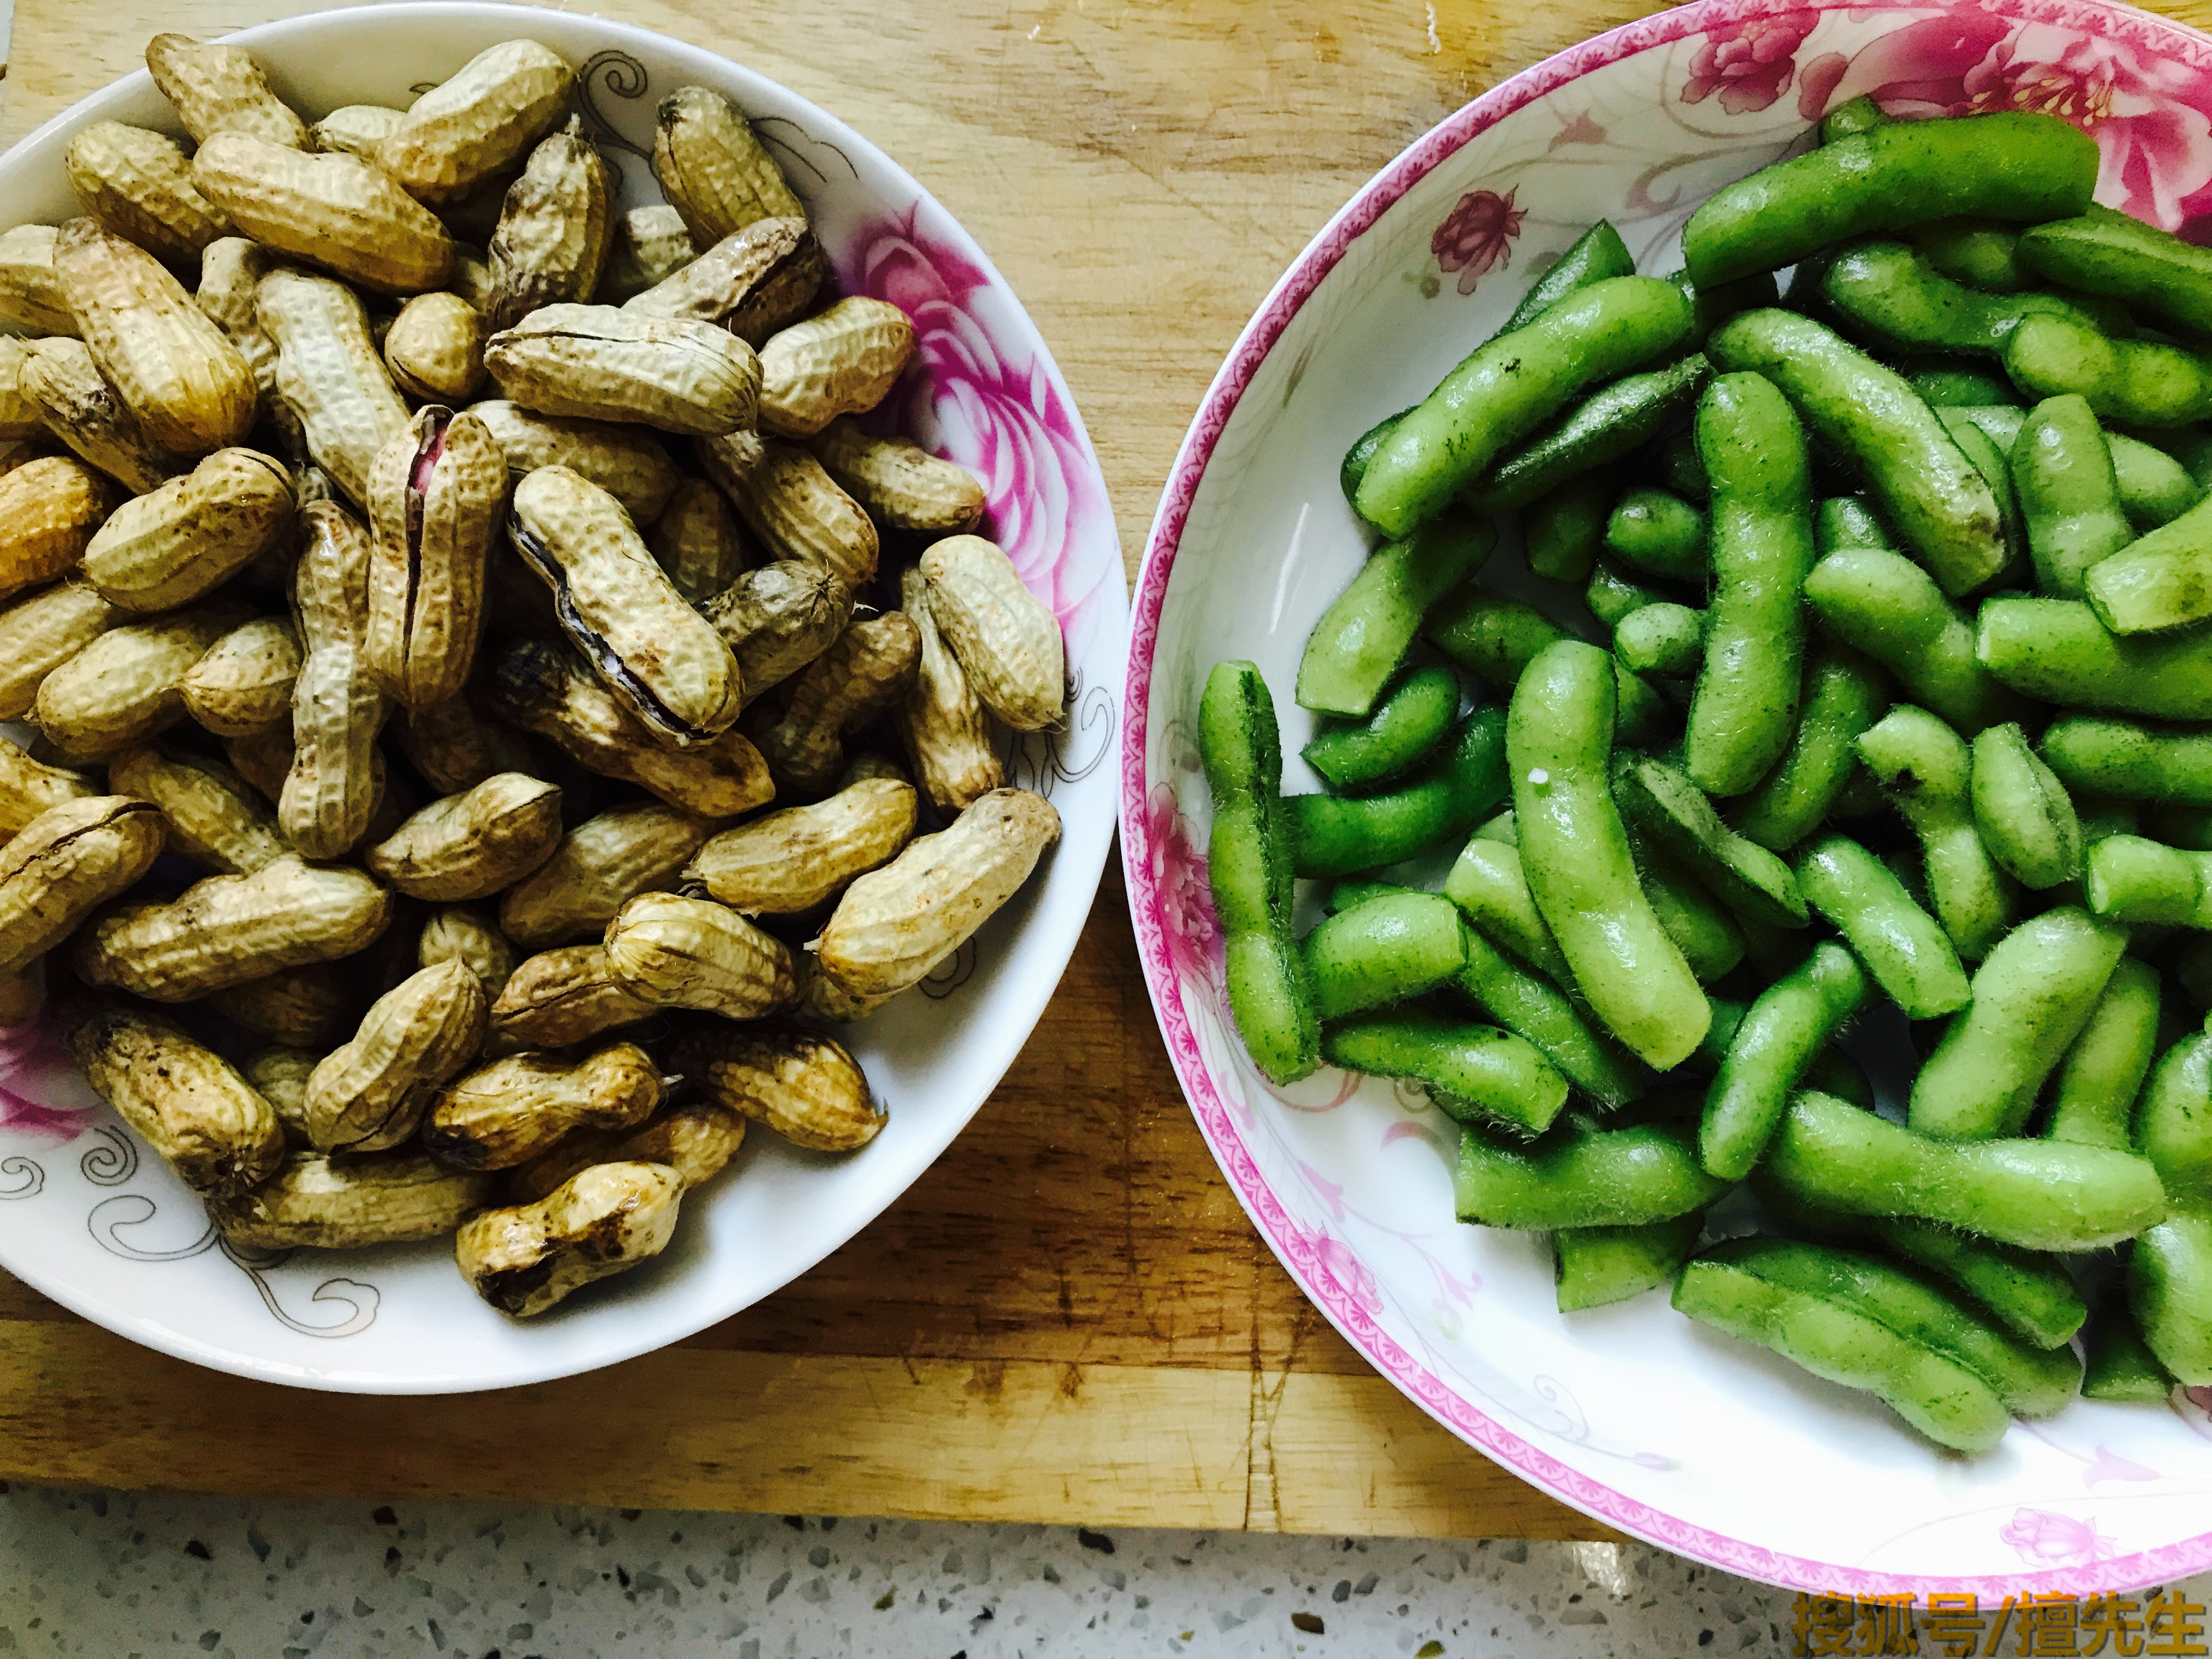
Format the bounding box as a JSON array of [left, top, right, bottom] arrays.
[[2005, 313, 2212, 428], [1858, 706, 2015, 961], [2012, 395, 2133, 599], [1300, 891, 1467, 1020], [1286, 708, 1509, 877], [1521, 477, 1610, 585], [1295, 513, 1494, 716], [1969, 722, 2082, 889], [1475, 356, 1712, 511], [1701, 941, 1866, 1179], [2044, 955, 2162, 1150], [2085, 493, 2212, 637], [1796, 835, 1971, 1018], [1604, 487, 1708, 582], [1455, 1116, 1727, 1229], [2018, 204, 2212, 341], [1978, 596, 2212, 719], [2043, 715, 2212, 806], [1555, 1215, 1704, 1312], [1802, 547, 2021, 734], [1326, 1011, 1569, 1136], [1730, 645, 1888, 852], [1301, 665, 1461, 791], [1614, 603, 1704, 677]]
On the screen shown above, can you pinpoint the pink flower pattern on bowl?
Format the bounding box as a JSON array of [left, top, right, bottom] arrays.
[[1683, 10, 1822, 113], [2002, 1509, 2123, 1568], [1431, 186, 1527, 294]]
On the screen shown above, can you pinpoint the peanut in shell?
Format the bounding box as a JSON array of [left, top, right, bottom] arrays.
[[35, 600, 247, 758], [193, 238, 280, 396], [145, 34, 310, 149], [0, 225, 79, 337], [256, 268, 412, 508], [812, 417, 986, 535], [68, 1004, 283, 1197], [0, 734, 98, 833], [242, 1046, 319, 1144], [484, 305, 760, 438], [698, 557, 852, 706], [799, 956, 895, 1022], [597, 204, 697, 305], [647, 476, 750, 604], [488, 941, 658, 1049], [109, 744, 287, 873], [0, 457, 114, 603], [621, 217, 824, 346], [507, 1096, 745, 1204], [746, 612, 920, 798], [650, 86, 804, 247], [383, 292, 485, 403], [896, 567, 1002, 814], [457, 1160, 682, 1317], [499, 799, 714, 950], [83, 446, 293, 612], [700, 429, 876, 586], [757, 297, 914, 438], [467, 398, 678, 523], [19, 338, 183, 494], [365, 771, 563, 902], [486, 118, 611, 331], [194, 132, 455, 294], [602, 891, 798, 1020], [674, 1022, 883, 1152], [310, 104, 404, 161], [212, 965, 349, 1049], [303, 958, 490, 1154], [364, 405, 507, 709], [178, 615, 300, 737], [377, 40, 577, 206], [418, 904, 517, 998], [920, 534, 1066, 732], [279, 500, 387, 858], [685, 777, 916, 915], [424, 1041, 662, 1169], [394, 691, 539, 795], [63, 121, 232, 265], [212, 1149, 498, 1249], [0, 338, 45, 440], [224, 726, 295, 805], [0, 796, 165, 976]]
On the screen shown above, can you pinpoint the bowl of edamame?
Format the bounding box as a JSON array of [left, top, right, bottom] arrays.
[[1125, 0, 2212, 1598]]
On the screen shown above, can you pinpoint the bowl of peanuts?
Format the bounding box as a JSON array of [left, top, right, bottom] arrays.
[[0, 4, 1125, 1391]]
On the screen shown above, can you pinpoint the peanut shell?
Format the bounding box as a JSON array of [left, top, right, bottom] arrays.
[[602, 891, 797, 1019], [256, 268, 411, 508], [685, 778, 916, 915], [383, 292, 485, 403], [310, 104, 404, 161], [674, 1022, 883, 1152], [507, 1097, 745, 1204], [757, 297, 914, 438], [485, 305, 760, 438], [896, 567, 1003, 813], [700, 430, 876, 585], [745, 612, 920, 798], [83, 446, 293, 611], [212, 965, 348, 1048], [0, 734, 98, 833], [178, 615, 300, 737], [364, 405, 507, 708], [35, 600, 246, 758], [109, 743, 287, 873], [488, 942, 657, 1049], [0, 796, 166, 976], [377, 41, 577, 206], [145, 34, 310, 149], [68, 1005, 283, 1197], [365, 771, 563, 902], [279, 499, 387, 859], [621, 217, 824, 346], [467, 398, 678, 523], [456, 1161, 681, 1316], [304, 958, 490, 1154], [486, 118, 611, 331], [19, 338, 183, 493], [0, 225, 79, 337], [920, 534, 1066, 732], [0, 457, 113, 602], [698, 557, 853, 707], [596, 204, 696, 305], [812, 417, 986, 534], [64, 121, 231, 264], [212, 1150, 497, 1249], [194, 131, 455, 294], [424, 1041, 662, 1169], [646, 476, 749, 604], [418, 904, 517, 999], [650, 87, 804, 246], [499, 799, 714, 950]]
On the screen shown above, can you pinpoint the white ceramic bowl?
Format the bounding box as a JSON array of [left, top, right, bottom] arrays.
[[1125, 0, 2212, 1599], [0, 4, 1125, 1394]]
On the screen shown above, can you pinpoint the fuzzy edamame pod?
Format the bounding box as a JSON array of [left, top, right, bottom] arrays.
[[1295, 514, 1494, 716], [1285, 709, 1507, 878], [1300, 665, 1460, 791], [2045, 955, 2162, 1151], [1473, 356, 1711, 511], [1455, 1116, 1727, 1229], [1424, 588, 1671, 746], [1502, 220, 1636, 333], [1816, 495, 1895, 551], [2131, 1215, 2212, 1385], [2082, 835, 2212, 926], [1819, 94, 1888, 144], [1325, 1011, 1568, 1136], [1802, 547, 2020, 736], [2042, 716, 2212, 806], [1951, 402, 2196, 529], [1339, 408, 1409, 503], [1797, 836, 1972, 1018], [1910, 907, 2129, 1139], [1707, 310, 2005, 597], [1604, 487, 1708, 582], [1614, 603, 1704, 677], [1554, 1213, 1703, 1312], [1625, 827, 1748, 983], [1969, 722, 2082, 890], [1200, 662, 1321, 1084], [1509, 641, 1710, 1069], [1732, 645, 1888, 853], [1300, 891, 1467, 1021], [1442, 835, 1573, 986], [1765, 1089, 2167, 1251], [1977, 595, 2212, 719], [1673, 1255, 2010, 1453], [1909, 219, 2028, 292], [1355, 277, 1696, 537], [1614, 755, 1807, 928], [2135, 1022, 2212, 1206], [1871, 1218, 2087, 1349], [2005, 313, 2212, 428], [2018, 204, 2212, 342], [2011, 395, 2134, 600], [1681, 112, 2098, 288], [1583, 560, 1668, 631], [1701, 941, 1866, 1180], [2082, 1298, 2174, 1401], [2085, 493, 2212, 637], [1912, 366, 2018, 407], [1821, 240, 2108, 358], [1446, 920, 1643, 1108], [1858, 706, 2014, 961], [1523, 477, 1611, 585]]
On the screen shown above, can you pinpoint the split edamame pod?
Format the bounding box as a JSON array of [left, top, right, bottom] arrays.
[[1301, 665, 1461, 791], [1325, 1011, 1568, 1136], [2131, 1214, 2212, 1385], [2045, 955, 2162, 1151], [1614, 755, 1807, 928], [1604, 487, 1709, 582], [1910, 907, 2129, 1139], [1295, 513, 1494, 716], [2082, 1298, 2175, 1401], [2018, 204, 2212, 343], [1286, 707, 1509, 878], [2082, 835, 2212, 926], [2135, 1022, 2212, 1205], [1908, 218, 2028, 292], [1978, 595, 2212, 719], [1614, 603, 1704, 677], [2005, 313, 2212, 428], [2085, 493, 2212, 637], [1858, 706, 2015, 961], [1455, 1116, 1727, 1228], [1969, 722, 2083, 890], [2043, 715, 2212, 806], [1522, 477, 1611, 585], [1815, 495, 1895, 551], [1300, 891, 1468, 1021], [1554, 1213, 1703, 1312], [2011, 394, 2134, 599], [1802, 547, 2020, 735], [1871, 1217, 2088, 1349], [1701, 940, 1867, 1180], [1732, 645, 1889, 853], [1473, 356, 1711, 511], [1821, 239, 2107, 357], [1442, 834, 1574, 987], [1501, 220, 1637, 333]]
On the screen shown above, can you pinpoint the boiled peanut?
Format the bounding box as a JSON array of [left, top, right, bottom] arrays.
[[109, 744, 287, 873], [212, 964, 348, 1048], [279, 500, 386, 858], [0, 225, 78, 337], [67, 1004, 283, 1197], [602, 891, 797, 1019], [508, 1097, 744, 1204], [63, 121, 231, 264], [597, 204, 696, 305], [0, 457, 114, 602], [383, 293, 485, 403], [699, 557, 853, 705], [921, 534, 1065, 732], [500, 799, 713, 950], [310, 104, 404, 160], [647, 476, 748, 604], [0, 796, 165, 976], [621, 218, 824, 345], [798, 956, 894, 1022], [813, 418, 986, 535], [256, 269, 410, 508], [508, 465, 743, 745], [145, 34, 310, 149], [243, 1046, 319, 1144], [194, 132, 455, 294], [395, 691, 539, 794], [303, 958, 490, 1153], [701, 430, 876, 585], [457, 1160, 682, 1316], [424, 1042, 661, 1169], [812, 786, 1060, 998], [178, 615, 299, 737], [674, 1022, 882, 1151], [364, 405, 507, 708], [685, 778, 915, 914], [651, 87, 804, 246], [746, 613, 920, 798], [0, 734, 97, 832], [75, 853, 387, 1000], [212, 1149, 497, 1249], [488, 942, 657, 1049], [19, 338, 182, 493], [467, 398, 678, 523], [0, 339, 45, 439], [757, 298, 914, 438], [486, 118, 611, 331], [418, 904, 516, 997], [224, 726, 295, 804], [449, 245, 498, 315], [896, 566, 1002, 813], [377, 41, 576, 206], [35, 601, 246, 757], [365, 771, 562, 902], [485, 305, 760, 438], [84, 447, 292, 611]]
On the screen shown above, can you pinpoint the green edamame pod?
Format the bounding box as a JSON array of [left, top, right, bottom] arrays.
[[1295, 514, 1495, 716], [1604, 487, 1709, 583], [1822, 240, 2106, 357], [1424, 588, 1672, 746], [1502, 220, 1637, 333], [1910, 907, 2129, 1139], [1682, 111, 2098, 288], [2131, 1215, 2212, 1385], [1626, 827, 1748, 984], [2012, 394, 2134, 599], [1765, 1089, 2167, 1251], [2046, 955, 2162, 1150], [1818, 94, 1889, 146], [1708, 310, 2006, 597], [1956, 402, 2197, 529], [1655, 432, 1708, 501], [1673, 1255, 2010, 1453], [1732, 646, 1889, 853], [1911, 366, 2019, 408], [1871, 1218, 2087, 1349], [1615, 755, 1807, 928], [1688, 370, 1817, 796], [1673, 269, 1781, 347], [1908, 218, 2027, 292], [1474, 809, 1515, 845], [1443, 835, 1574, 987], [1340, 408, 1410, 504], [2005, 313, 2212, 428], [1455, 922, 1645, 1109], [1858, 706, 2015, 961], [1978, 595, 2212, 719], [1357, 277, 1696, 536], [1803, 549, 2020, 736], [2082, 835, 2212, 926], [2085, 493, 2212, 637], [1815, 495, 1895, 552], [1614, 603, 1704, 677], [1455, 1117, 1727, 1228], [1969, 722, 2083, 890], [1554, 1213, 1703, 1312], [1509, 640, 1711, 1069], [1201, 661, 1321, 1084], [1584, 559, 1668, 631], [1797, 835, 1972, 1020], [1716, 1238, 2080, 1417], [1286, 708, 1509, 878], [2018, 204, 2212, 343], [1522, 476, 1611, 585], [1473, 356, 1712, 511], [2135, 1023, 2212, 1206], [2044, 718, 2212, 809], [1940, 410, 2026, 570], [1325, 1011, 1568, 1136], [1701, 941, 1867, 1179], [1300, 891, 1468, 1021], [1301, 665, 1461, 791], [2081, 1298, 2174, 1401]]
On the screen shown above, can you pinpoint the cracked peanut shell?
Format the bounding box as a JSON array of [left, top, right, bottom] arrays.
[[895, 566, 1002, 814], [0, 796, 165, 976], [363, 405, 507, 709], [485, 305, 760, 438]]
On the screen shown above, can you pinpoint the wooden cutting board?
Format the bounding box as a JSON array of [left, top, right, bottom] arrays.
[[18, 0, 2199, 1541]]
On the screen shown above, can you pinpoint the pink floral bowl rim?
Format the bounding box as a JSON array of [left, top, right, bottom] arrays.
[[1120, 0, 2212, 1599]]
